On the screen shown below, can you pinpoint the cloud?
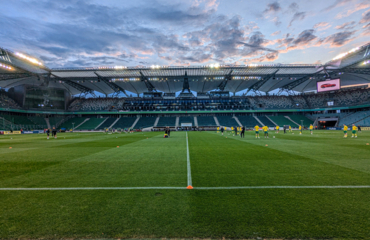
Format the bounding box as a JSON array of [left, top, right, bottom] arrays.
[[288, 2, 299, 12], [289, 12, 306, 27], [313, 22, 331, 31], [276, 30, 318, 53], [323, 31, 357, 47], [335, 1, 370, 19], [263, 1, 282, 14], [271, 31, 281, 36], [335, 21, 356, 30], [322, 0, 356, 12], [362, 23, 370, 35], [360, 10, 370, 23]]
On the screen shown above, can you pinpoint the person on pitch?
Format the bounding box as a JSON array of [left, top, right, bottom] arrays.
[[221, 126, 224, 136], [254, 125, 260, 139], [234, 126, 237, 136], [46, 128, 50, 140], [240, 126, 245, 138], [343, 124, 348, 138], [289, 125, 292, 132], [276, 125, 280, 133], [299, 125, 302, 135], [310, 124, 313, 135], [52, 127, 57, 139], [263, 125, 269, 138], [352, 124, 358, 138]]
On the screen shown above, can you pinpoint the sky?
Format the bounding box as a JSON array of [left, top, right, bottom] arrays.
[[1, 0, 370, 69]]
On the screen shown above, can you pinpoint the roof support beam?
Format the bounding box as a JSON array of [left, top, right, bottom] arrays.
[[217, 70, 233, 91], [244, 69, 279, 95], [51, 73, 95, 95], [139, 71, 156, 92], [280, 69, 324, 91], [94, 72, 128, 97], [182, 71, 190, 93]]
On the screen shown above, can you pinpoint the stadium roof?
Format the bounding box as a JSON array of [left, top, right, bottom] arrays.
[[1, 43, 370, 96]]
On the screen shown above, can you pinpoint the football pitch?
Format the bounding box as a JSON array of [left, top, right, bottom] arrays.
[[1, 130, 370, 239]]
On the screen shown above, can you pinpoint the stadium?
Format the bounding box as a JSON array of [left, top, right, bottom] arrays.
[[1, 1, 370, 239]]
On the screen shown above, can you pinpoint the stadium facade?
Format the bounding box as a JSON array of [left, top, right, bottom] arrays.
[[1, 43, 370, 132]]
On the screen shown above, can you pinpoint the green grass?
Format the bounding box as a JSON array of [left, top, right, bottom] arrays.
[[1, 130, 370, 238]]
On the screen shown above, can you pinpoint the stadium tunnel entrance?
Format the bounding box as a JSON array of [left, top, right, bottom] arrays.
[[318, 118, 338, 129]]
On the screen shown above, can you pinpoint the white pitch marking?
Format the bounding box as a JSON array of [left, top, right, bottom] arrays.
[[186, 132, 192, 186], [194, 185, 370, 190]]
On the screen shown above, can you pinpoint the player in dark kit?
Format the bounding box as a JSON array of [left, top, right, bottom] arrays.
[[240, 126, 245, 138], [52, 127, 57, 139], [221, 127, 224, 136], [46, 128, 50, 140]]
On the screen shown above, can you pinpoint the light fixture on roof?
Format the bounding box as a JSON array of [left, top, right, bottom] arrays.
[[15, 52, 43, 66], [114, 66, 127, 69], [0, 63, 12, 70]]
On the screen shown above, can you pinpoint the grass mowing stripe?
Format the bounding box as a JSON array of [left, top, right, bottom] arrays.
[[186, 132, 192, 187], [1, 186, 370, 190], [0, 187, 187, 190], [194, 185, 370, 189]]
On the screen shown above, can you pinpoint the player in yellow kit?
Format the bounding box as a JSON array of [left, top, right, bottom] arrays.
[[299, 125, 302, 135], [276, 125, 280, 133], [263, 125, 269, 138], [352, 124, 358, 138], [289, 125, 292, 132], [254, 125, 260, 139], [343, 124, 348, 138], [310, 124, 313, 135]]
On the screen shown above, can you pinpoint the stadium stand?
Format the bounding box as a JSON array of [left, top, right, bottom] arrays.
[[257, 116, 275, 127], [157, 116, 176, 127], [179, 116, 195, 127], [288, 115, 314, 127], [49, 117, 65, 128], [354, 115, 370, 126], [60, 117, 87, 130], [269, 116, 297, 127], [217, 115, 238, 127], [76, 118, 106, 130], [0, 92, 21, 109], [1, 114, 35, 125], [28, 116, 47, 127], [111, 117, 137, 129], [134, 116, 157, 129], [97, 118, 116, 130], [197, 116, 216, 126], [338, 110, 370, 126], [237, 115, 260, 128]]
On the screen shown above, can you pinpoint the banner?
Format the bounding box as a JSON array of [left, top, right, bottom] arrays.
[[22, 131, 33, 134], [4, 131, 21, 135], [361, 127, 370, 131]]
